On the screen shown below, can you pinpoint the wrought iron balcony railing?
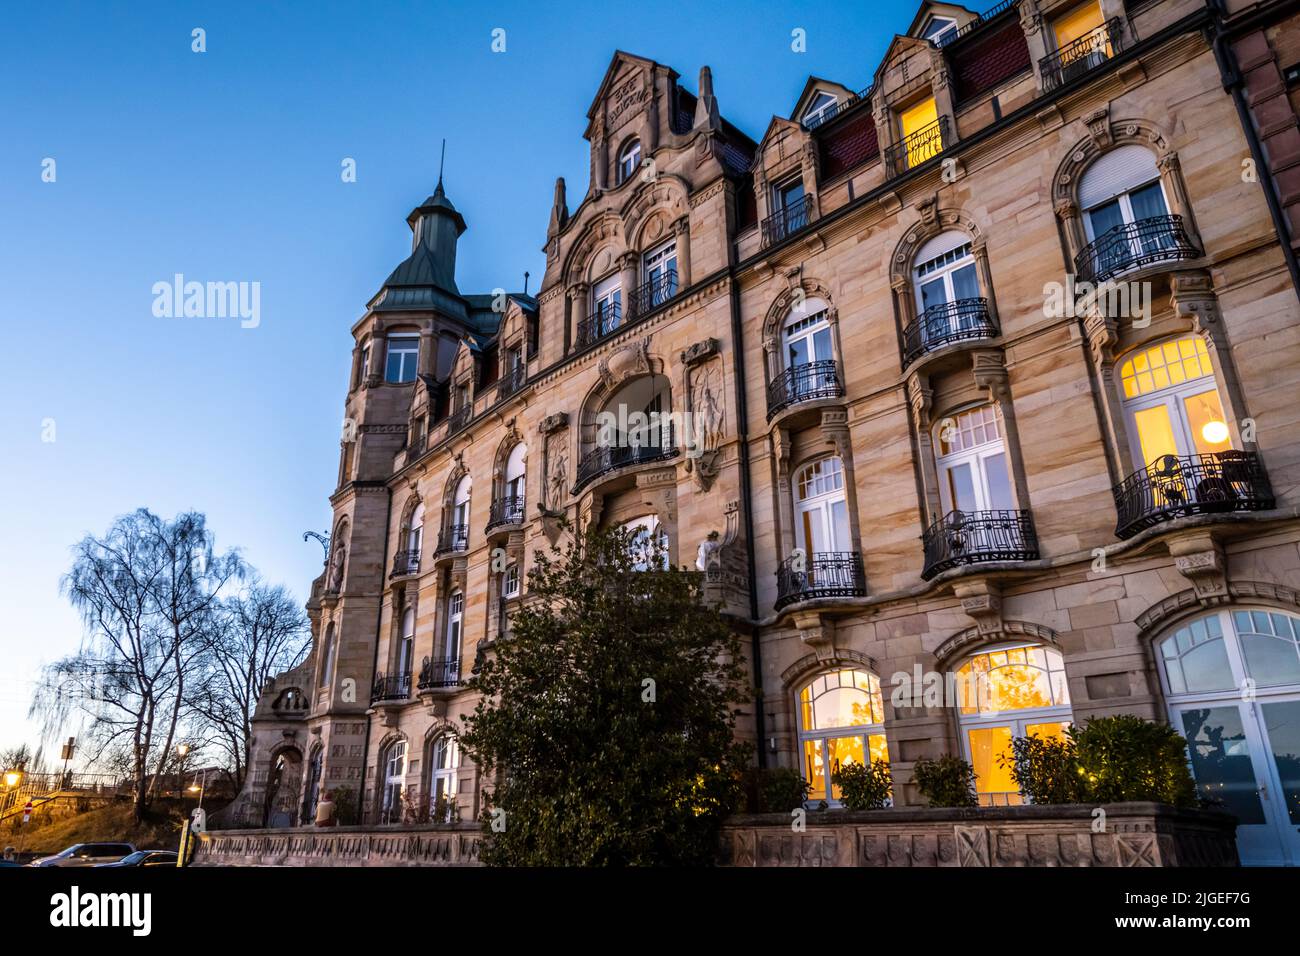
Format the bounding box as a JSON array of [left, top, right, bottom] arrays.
[[577, 302, 621, 349], [497, 364, 525, 400], [486, 495, 525, 533], [886, 116, 949, 177], [1074, 214, 1201, 285], [406, 433, 427, 459], [1040, 18, 1125, 91], [416, 656, 462, 691], [775, 551, 866, 611], [434, 524, 469, 557], [902, 298, 998, 366], [935, 0, 1019, 47], [766, 360, 845, 420], [391, 549, 421, 577], [574, 424, 678, 493], [761, 195, 814, 246], [921, 509, 1038, 580], [801, 86, 871, 130], [1113, 451, 1273, 540], [370, 672, 411, 704], [446, 404, 472, 435], [629, 270, 678, 318]]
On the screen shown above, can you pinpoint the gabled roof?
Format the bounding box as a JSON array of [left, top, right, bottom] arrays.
[[789, 76, 859, 123], [906, 1, 979, 38], [585, 51, 677, 125]]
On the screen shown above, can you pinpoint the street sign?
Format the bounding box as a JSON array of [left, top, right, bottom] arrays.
[[22, 801, 31, 824]]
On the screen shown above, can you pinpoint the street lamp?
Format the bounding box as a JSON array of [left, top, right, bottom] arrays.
[[175, 744, 191, 800], [3, 771, 19, 789]]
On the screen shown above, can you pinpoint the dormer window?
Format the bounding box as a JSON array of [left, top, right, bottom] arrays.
[[802, 91, 839, 130], [922, 15, 958, 45], [617, 139, 642, 185]]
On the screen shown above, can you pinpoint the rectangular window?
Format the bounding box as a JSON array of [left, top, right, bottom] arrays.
[[385, 335, 419, 383], [899, 97, 940, 169], [503, 564, 520, 598]]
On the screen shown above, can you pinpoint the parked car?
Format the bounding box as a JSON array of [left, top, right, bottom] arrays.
[[96, 850, 177, 868], [28, 842, 136, 867]]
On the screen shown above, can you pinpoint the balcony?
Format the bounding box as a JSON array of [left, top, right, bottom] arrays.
[[390, 549, 421, 577], [370, 673, 411, 704], [497, 365, 525, 401], [629, 270, 678, 318], [573, 426, 678, 494], [577, 303, 621, 349], [1074, 215, 1202, 285], [921, 509, 1038, 580], [935, 0, 1019, 48], [1040, 18, 1125, 92], [902, 298, 998, 367], [1113, 452, 1274, 540], [775, 552, 866, 611], [434, 524, 469, 557], [446, 405, 472, 435], [761, 195, 814, 247], [416, 656, 462, 691], [486, 495, 526, 533], [766, 360, 845, 421], [886, 116, 949, 178]]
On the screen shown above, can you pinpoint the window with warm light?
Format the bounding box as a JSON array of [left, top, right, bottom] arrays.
[[1052, 1, 1106, 55], [953, 644, 1072, 806], [1118, 336, 1230, 469], [898, 96, 940, 168], [797, 669, 888, 803]]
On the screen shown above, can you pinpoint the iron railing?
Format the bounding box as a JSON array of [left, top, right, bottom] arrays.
[[761, 194, 814, 246], [406, 433, 427, 459], [802, 86, 872, 130], [936, 0, 1020, 47], [1040, 18, 1126, 91], [775, 552, 866, 611], [434, 524, 469, 556], [886, 116, 949, 177], [486, 495, 525, 532], [446, 404, 472, 435], [370, 673, 411, 703], [629, 270, 678, 317], [574, 424, 678, 492], [416, 656, 462, 690], [1074, 214, 1201, 284], [497, 364, 525, 400], [577, 302, 621, 348], [766, 360, 844, 419], [902, 298, 998, 366], [391, 549, 421, 577], [1113, 452, 1273, 540], [921, 509, 1038, 579]]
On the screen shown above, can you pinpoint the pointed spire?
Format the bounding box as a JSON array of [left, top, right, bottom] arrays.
[[693, 65, 720, 131], [547, 176, 569, 237]]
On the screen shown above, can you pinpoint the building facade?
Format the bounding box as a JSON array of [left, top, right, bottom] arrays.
[[229, 0, 1300, 865]]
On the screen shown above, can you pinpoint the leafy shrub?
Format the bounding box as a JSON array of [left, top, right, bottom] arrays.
[[1000, 716, 1197, 807], [331, 785, 358, 826], [912, 755, 978, 808], [741, 767, 810, 813], [831, 760, 892, 810]]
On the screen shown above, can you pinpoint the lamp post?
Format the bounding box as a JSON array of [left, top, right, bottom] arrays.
[[2, 770, 21, 817], [175, 743, 191, 801]]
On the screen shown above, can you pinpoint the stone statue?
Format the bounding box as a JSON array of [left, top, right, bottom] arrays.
[[695, 530, 722, 572], [327, 545, 346, 592]]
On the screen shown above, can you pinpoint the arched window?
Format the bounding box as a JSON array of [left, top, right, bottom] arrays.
[[797, 670, 888, 803], [505, 444, 526, 519], [445, 591, 464, 664], [617, 139, 642, 185], [912, 231, 984, 352], [934, 404, 1015, 516], [802, 90, 839, 130], [379, 739, 407, 824], [952, 643, 1072, 806], [398, 606, 415, 679], [408, 502, 424, 554], [1156, 608, 1300, 865], [319, 622, 336, 689], [428, 735, 461, 822], [781, 298, 838, 400], [1118, 336, 1230, 469], [385, 332, 420, 383], [598, 374, 673, 450], [794, 457, 850, 556], [621, 515, 669, 571], [447, 476, 471, 552], [1079, 144, 1175, 276]]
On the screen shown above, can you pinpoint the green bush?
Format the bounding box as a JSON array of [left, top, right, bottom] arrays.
[[331, 785, 358, 826], [912, 755, 978, 808], [1000, 716, 1197, 807], [741, 767, 810, 813], [830, 760, 892, 810]]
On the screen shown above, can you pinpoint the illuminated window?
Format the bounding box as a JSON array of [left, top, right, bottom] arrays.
[[934, 405, 1015, 515], [1117, 336, 1230, 469], [898, 97, 941, 170], [1051, 1, 1106, 56], [617, 139, 641, 185], [797, 670, 888, 803], [952, 644, 1072, 806]]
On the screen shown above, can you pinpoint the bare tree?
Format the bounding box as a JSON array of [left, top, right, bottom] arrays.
[[189, 582, 310, 790], [31, 509, 244, 820]]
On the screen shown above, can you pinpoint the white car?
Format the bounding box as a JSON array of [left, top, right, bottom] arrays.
[[29, 842, 136, 867]]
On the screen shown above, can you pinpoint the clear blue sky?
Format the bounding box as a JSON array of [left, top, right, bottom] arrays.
[[0, 0, 922, 758]]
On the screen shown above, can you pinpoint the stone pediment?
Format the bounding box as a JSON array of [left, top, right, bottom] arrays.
[[585, 51, 673, 142]]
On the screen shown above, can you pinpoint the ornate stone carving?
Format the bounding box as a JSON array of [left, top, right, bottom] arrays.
[[538, 411, 568, 435], [597, 336, 653, 392], [953, 579, 1004, 636], [1168, 531, 1229, 605]]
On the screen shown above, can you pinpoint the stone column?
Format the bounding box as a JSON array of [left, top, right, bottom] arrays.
[[419, 328, 436, 380], [971, 237, 999, 327], [1019, 0, 1051, 89], [368, 323, 387, 386], [1056, 198, 1086, 275], [907, 373, 942, 520], [972, 352, 1032, 511], [569, 283, 589, 346], [618, 252, 639, 317], [821, 409, 863, 557], [673, 217, 692, 288], [1172, 272, 1248, 448]]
